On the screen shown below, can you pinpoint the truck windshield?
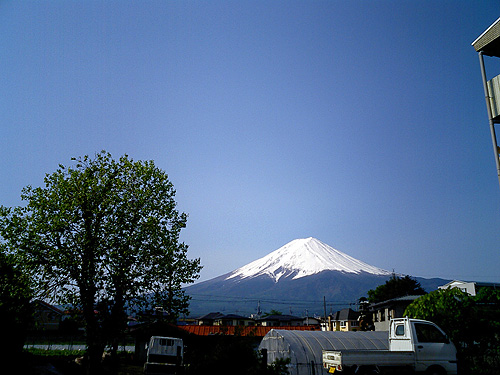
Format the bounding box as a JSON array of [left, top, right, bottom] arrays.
[[414, 323, 449, 343]]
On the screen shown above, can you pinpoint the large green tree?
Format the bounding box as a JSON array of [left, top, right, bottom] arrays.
[[404, 288, 474, 347], [0, 151, 202, 372], [405, 288, 500, 374], [367, 274, 426, 303]]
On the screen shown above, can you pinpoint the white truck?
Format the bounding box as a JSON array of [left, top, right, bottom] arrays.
[[322, 318, 457, 375], [144, 336, 183, 375]]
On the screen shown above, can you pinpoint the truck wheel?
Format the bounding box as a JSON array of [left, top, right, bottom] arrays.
[[426, 366, 446, 375]]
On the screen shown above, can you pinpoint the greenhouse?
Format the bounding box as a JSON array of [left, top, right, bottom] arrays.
[[259, 329, 389, 375]]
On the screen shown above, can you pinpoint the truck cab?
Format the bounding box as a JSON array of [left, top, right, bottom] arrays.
[[390, 318, 457, 374]]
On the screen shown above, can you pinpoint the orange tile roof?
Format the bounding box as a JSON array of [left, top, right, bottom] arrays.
[[177, 325, 320, 337]]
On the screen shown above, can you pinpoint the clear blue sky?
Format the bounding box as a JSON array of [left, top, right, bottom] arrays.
[[1, 1, 500, 283]]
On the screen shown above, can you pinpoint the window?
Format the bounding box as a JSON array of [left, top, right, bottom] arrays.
[[159, 339, 174, 346], [351, 321, 359, 327], [414, 324, 449, 343], [395, 324, 405, 336]]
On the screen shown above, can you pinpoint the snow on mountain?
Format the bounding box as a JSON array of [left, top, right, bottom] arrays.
[[226, 237, 392, 283]]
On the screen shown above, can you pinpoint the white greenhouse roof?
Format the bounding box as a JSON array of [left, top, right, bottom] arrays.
[[259, 329, 389, 375]]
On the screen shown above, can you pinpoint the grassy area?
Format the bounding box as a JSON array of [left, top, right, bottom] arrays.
[[17, 349, 83, 375], [25, 333, 134, 347], [25, 348, 84, 357], [20, 349, 144, 375]]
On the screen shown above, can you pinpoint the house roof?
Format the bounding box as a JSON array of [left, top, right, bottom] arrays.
[[370, 295, 422, 309], [439, 280, 500, 289], [178, 325, 319, 337], [197, 312, 225, 320], [34, 300, 64, 315], [197, 312, 256, 321], [472, 17, 500, 57], [257, 314, 302, 322], [438, 280, 472, 289], [332, 308, 360, 321], [217, 314, 252, 320]]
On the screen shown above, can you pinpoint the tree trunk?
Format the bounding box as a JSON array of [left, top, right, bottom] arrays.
[[83, 302, 104, 374], [109, 293, 125, 361], [80, 272, 103, 374]]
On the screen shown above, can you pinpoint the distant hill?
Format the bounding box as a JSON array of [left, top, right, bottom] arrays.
[[184, 238, 450, 317]]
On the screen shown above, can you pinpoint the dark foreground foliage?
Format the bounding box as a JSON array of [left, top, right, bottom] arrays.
[[184, 335, 288, 375], [17, 335, 290, 375], [14, 350, 142, 375]]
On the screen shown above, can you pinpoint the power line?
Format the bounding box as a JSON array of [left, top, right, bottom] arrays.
[[187, 293, 357, 307]]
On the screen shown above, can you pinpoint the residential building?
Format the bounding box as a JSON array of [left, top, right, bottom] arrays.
[[370, 295, 421, 331], [303, 316, 321, 327], [257, 314, 303, 327], [196, 312, 315, 327], [326, 308, 360, 332], [196, 312, 225, 326], [214, 314, 255, 326], [438, 280, 499, 296], [33, 300, 65, 331]]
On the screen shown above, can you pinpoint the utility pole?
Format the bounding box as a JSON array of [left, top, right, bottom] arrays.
[[323, 296, 327, 323]]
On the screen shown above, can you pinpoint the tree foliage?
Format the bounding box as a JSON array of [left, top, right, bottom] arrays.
[[367, 274, 426, 303], [0, 151, 202, 370], [405, 288, 500, 374], [404, 288, 474, 346]]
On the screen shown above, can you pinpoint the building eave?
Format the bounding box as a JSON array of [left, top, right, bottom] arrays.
[[472, 17, 500, 57]]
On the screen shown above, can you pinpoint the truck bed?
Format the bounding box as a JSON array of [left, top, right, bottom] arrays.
[[324, 349, 415, 368]]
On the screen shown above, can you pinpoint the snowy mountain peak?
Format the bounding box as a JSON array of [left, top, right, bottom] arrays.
[[226, 237, 391, 283]]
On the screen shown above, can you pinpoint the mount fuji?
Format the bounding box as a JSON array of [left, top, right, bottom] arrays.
[[226, 237, 392, 282], [184, 238, 449, 316]]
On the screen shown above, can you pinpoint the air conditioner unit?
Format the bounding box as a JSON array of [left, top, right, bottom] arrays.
[[487, 74, 500, 120]]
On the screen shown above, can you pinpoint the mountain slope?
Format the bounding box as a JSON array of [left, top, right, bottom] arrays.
[[226, 237, 391, 282], [184, 238, 449, 316]]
